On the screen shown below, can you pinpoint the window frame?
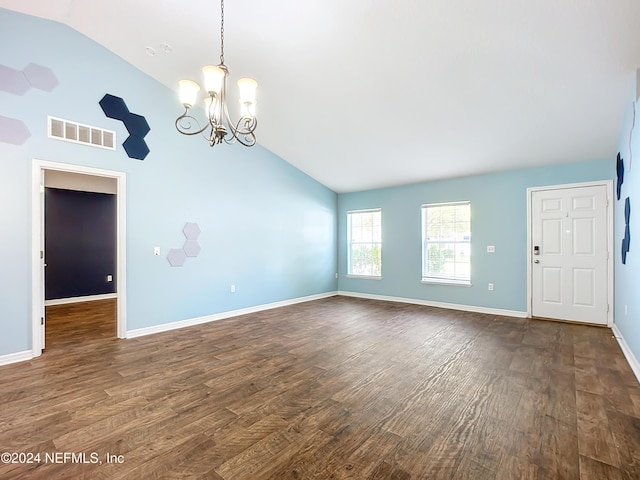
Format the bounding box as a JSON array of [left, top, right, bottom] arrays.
[[346, 208, 382, 280], [421, 201, 471, 286]]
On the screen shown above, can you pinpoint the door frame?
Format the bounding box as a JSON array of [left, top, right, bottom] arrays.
[[31, 159, 127, 357], [526, 180, 614, 326]]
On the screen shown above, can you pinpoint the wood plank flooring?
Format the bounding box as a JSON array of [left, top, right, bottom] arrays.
[[1, 296, 640, 479]]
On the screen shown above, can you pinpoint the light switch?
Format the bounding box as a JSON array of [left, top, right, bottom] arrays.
[[154, 247, 160, 256]]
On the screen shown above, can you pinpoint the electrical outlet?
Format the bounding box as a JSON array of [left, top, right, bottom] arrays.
[[487, 245, 495, 253], [230, 284, 236, 293], [488, 283, 494, 291], [335, 273, 339, 279], [106, 274, 113, 282]]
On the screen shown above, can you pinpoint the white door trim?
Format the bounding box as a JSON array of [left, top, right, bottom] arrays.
[[31, 159, 127, 357], [526, 180, 614, 326]]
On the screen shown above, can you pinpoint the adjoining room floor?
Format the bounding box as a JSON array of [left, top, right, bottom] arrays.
[[45, 298, 117, 349], [1, 296, 639, 479]]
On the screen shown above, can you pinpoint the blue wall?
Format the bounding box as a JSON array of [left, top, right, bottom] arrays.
[[338, 160, 613, 313], [0, 9, 337, 356], [614, 82, 640, 361]]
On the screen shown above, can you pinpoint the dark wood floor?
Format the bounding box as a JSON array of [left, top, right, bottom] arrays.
[[44, 299, 118, 349], [1, 297, 639, 479]]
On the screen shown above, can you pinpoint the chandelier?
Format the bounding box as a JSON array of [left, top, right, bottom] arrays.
[[175, 0, 258, 147]]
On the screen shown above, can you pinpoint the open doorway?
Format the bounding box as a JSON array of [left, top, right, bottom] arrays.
[[44, 171, 117, 350], [31, 160, 127, 357]]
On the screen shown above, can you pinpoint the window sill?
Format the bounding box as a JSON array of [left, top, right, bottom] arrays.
[[421, 278, 471, 287], [346, 274, 382, 281]]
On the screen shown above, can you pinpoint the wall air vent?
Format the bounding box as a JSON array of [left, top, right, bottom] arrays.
[[48, 116, 116, 150]]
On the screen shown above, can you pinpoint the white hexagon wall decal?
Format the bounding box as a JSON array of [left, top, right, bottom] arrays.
[[167, 222, 202, 266], [167, 248, 187, 267], [23, 63, 59, 92], [183, 222, 201, 241], [0, 115, 31, 145], [183, 240, 201, 257], [0, 64, 29, 95]]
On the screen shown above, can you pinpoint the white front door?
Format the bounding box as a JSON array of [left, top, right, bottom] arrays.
[[531, 184, 610, 325]]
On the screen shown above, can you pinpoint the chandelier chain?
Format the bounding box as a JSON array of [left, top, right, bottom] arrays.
[[220, 0, 225, 65]]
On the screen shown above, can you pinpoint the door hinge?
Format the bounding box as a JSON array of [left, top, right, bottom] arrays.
[[41, 317, 44, 325], [40, 250, 44, 259], [607, 304, 610, 313]]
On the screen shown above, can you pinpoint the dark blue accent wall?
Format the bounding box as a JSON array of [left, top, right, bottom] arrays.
[[45, 188, 116, 300]]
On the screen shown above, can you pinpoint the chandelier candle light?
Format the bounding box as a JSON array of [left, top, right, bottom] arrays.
[[175, 0, 258, 147]]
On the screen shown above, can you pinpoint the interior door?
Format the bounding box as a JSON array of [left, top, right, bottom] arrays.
[[531, 184, 609, 325], [39, 170, 46, 351]]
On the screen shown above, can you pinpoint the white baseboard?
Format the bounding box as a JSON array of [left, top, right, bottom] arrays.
[[45, 293, 118, 306], [126, 291, 338, 339], [612, 324, 640, 384], [0, 350, 33, 366], [337, 291, 528, 318]]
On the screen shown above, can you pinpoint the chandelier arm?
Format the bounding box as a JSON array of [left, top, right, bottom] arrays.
[[227, 116, 257, 146], [218, 91, 257, 146], [175, 108, 213, 137]]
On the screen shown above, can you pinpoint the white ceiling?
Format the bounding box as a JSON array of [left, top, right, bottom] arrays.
[[2, 0, 640, 193]]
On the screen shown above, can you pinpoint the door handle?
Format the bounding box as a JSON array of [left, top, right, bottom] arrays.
[[534, 259, 540, 264]]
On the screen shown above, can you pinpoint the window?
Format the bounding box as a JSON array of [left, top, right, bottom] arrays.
[[421, 201, 471, 285], [347, 209, 382, 278]]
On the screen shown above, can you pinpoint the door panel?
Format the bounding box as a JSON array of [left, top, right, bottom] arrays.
[[573, 268, 595, 306], [573, 195, 595, 211], [542, 197, 563, 212], [572, 218, 595, 255], [542, 218, 563, 254], [532, 185, 608, 325], [542, 268, 562, 303]]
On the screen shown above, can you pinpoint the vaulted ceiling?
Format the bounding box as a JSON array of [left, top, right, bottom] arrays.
[[2, 0, 640, 192]]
